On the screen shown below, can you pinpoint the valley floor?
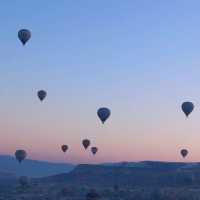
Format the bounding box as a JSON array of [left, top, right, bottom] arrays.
[[1, 183, 200, 200]]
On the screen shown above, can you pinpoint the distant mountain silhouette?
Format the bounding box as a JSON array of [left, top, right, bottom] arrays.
[[0, 155, 74, 178], [40, 161, 200, 187], [102, 161, 194, 169]]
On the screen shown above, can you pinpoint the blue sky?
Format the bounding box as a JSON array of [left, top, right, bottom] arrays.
[[0, 1, 200, 163]]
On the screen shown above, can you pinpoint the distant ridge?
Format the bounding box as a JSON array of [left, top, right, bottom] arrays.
[[0, 155, 74, 178], [103, 160, 200, 169], [40, 161, 200, 187]]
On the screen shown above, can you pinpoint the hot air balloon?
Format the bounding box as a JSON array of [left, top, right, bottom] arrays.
[[19, 176, 29, 187], [181, 102, 194, 117], [61, 145, 68, 153], [91, 147, 98, 155], [180, 149, 188, 158], [18, 29, 31, 45], [86, 189, 100, 200], [37, 90, 47, 101], [82, 139, 90, 150], [97, 107, 111, 124], [15, 150, 27, 163]]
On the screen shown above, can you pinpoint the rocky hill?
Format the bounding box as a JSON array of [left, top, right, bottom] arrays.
[[0, 155, 74, 177], [40, 161, 200, 187]]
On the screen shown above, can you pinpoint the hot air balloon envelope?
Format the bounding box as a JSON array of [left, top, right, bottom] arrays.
[[15, 150, 27, 163], [61, 145, 68, 153], [19, 176, 29, 187], [97, 107, 111, 124], [82, 139, 90, 149], [180, 149, 188, 158], [86, 189, 100, 200], [37, 90, 47, 101], [91, 147, 98, 155], [181, 102, 194, 117], [18, 29, 31, 45]]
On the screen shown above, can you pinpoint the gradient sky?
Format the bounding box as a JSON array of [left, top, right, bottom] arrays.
[[1, 0, 200, 164]]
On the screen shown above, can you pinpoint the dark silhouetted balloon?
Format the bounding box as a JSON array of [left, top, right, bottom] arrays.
[[15, 150, 27, 163], [97, 107, 111, 124], [19, 176, 29, 187], [91, 147, 98, 155], [86, 189, 100, 200], [18, 29, 31, 45], [82, 139, 90, 150], [181, 149, 188, 158], [61, 145, 68, 153], [181, 102, 194, 117], [37, 90, 47, 101]]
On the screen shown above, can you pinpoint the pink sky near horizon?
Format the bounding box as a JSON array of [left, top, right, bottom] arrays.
[[0, 99, 199, 164]]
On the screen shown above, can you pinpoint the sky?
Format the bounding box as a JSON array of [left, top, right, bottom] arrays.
[[0, 0, 200, 164]]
